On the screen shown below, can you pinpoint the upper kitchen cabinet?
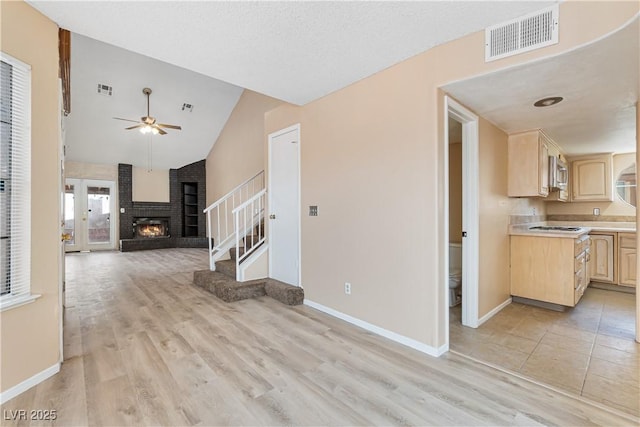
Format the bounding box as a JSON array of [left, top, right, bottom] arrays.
[[570, 154, 614, 202], [508, 130, 550, 197]]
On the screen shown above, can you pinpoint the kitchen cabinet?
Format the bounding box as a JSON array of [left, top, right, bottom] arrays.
[[589, 233, 615, 283], [510, 234, 590, 306], [618, 232, 636, 287], [571, 154, 614, 201], [508, 130, 550, 198]]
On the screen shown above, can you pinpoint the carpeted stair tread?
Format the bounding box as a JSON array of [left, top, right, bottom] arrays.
[[193, 270, 304, 305], [264, 279, 304, 305], [193, 269, 265, 302], [215, 259, 236, 278]]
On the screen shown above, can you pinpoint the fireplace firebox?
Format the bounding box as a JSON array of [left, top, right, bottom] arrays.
[[133, 217, 170, 238]]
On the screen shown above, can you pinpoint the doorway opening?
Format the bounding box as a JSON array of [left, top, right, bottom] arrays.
[[64, 179, 116, 252], [444, 96, 480, 348]]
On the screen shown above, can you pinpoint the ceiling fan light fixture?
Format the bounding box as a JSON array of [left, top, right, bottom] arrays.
[[151, 127, 159, 135], [534, 96, 563, 107]]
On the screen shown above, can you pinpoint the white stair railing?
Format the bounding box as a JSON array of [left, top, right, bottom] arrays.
[[233, 189, 266, 280], [204, 171, 264, 270]]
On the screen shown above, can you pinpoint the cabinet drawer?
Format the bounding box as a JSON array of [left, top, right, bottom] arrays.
[[575, 279, 587, 304], [574, 252, 586, 273], [574, 267, 585, 290], [574, 235, 590, 256], [619, 233, 636, 249]]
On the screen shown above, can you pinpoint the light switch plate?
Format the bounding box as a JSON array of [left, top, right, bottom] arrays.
[[120, 207, 125, 213]]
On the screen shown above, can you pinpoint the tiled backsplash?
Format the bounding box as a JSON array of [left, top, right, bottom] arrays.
[[547, 214, 636, 222], [510, 215, 547, 225]]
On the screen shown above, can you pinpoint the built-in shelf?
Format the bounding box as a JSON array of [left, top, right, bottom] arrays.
[[182, 183, 199, 237]]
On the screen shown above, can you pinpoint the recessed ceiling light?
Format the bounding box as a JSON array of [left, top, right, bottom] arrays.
[[534, 96, 563, 107]]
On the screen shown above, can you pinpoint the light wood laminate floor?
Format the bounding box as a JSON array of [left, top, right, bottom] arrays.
[[450, 288, 639, 417], [2, 249, 637, 426]]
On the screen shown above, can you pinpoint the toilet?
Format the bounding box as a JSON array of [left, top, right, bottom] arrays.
[[449, 243, 462, 307]]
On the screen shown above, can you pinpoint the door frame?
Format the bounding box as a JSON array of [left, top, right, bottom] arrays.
[[444, 96, 480, 336], [267, 123, 302, 287], [64, 178, 117, 252]]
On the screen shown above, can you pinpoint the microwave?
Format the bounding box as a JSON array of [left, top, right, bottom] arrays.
[[549, 155, 568, 190]]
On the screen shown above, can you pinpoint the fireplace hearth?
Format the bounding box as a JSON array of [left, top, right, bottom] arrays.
[[134, 217, 170, 238]]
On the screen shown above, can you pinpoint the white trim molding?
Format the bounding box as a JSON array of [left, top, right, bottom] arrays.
[[478, 297, 512, 327], [304, 300, 448, 357], [444, 96, 480, 333], [0, 363, 60, 404]]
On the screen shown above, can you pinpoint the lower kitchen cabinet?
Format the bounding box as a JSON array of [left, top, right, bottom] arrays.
[[589, 233, 615, 283], [510, 234, 589, 307], [618, 233, 636, 287]]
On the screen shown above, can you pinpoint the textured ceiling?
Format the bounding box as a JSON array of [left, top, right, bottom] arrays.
[[28, 1, 555, 105], [443, 18, 639, 156]]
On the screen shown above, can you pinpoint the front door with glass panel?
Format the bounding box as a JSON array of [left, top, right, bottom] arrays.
[[64, 179, 116, 252]]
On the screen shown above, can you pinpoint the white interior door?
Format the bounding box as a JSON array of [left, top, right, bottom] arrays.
[[64, 179, 116, 252], [268, 125, 300, 286]]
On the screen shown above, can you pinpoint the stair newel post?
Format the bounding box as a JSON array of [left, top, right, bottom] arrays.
[[207, 210, 214, 271], [215, 207, 220, 250], [235, 207, 240, 281]]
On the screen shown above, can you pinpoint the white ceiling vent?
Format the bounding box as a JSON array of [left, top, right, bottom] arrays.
[[485, 5, 558, 62]]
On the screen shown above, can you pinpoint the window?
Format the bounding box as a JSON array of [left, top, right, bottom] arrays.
[[1, 52, 35, 311]]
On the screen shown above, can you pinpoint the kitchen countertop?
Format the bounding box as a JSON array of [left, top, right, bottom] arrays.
[[509, 223, 590, 238], [509, 221, 636, 238]]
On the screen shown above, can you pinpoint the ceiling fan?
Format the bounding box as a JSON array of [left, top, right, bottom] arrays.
[[114, 87, 181, 135]]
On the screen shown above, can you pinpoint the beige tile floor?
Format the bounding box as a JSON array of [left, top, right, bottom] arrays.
[[450, 287, 639, 417]]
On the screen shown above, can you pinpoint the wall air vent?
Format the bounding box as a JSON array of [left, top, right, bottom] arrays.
[[485, 5, 558, 62], [97, 83, 113, 96]]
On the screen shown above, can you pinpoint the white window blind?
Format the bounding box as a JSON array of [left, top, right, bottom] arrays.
[[1, 52, 33, 310]]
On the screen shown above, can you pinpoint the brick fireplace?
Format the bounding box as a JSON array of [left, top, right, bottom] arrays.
[[118, 160, 208, 251]]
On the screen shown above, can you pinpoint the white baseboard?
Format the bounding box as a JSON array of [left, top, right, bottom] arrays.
[[0, 363, 60, 404], [477, 297, 512, 326], [304, 300, 447, 357]]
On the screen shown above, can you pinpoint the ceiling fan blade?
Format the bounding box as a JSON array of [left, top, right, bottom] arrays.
[[156, 127, 167, 135], [113, 117, 139, 123], [157, 123, 182, 130], [125, 124, 145, 130]]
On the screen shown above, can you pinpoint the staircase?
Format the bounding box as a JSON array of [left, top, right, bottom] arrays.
[[197, 170, 303, 305], [203, 171, 267, 281]]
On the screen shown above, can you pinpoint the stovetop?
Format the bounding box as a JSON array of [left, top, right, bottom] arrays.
[[529, 226, 582, 232]]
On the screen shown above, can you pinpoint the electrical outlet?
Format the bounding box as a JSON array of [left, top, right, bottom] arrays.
[[593, 208, 600, 216], [344, 282, 351, 295]]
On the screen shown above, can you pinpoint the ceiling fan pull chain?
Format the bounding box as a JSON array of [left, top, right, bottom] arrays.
[[147, 135, 153, 172]]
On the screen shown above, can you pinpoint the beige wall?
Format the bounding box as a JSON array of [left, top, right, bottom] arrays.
[[0, 1, 61, 392], [448, 143, 462, 244], [132, 167, 170, 202], [205, 90, 284, 205], [263, 2, 638, 349], [547, 153, 636, 216], [65, 160, 117, 181]]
